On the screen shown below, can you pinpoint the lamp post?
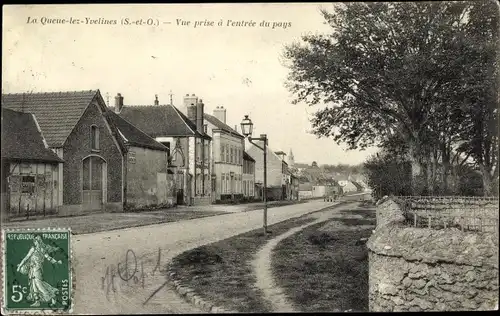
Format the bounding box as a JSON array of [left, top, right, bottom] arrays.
[[241, 115, 268, 235]]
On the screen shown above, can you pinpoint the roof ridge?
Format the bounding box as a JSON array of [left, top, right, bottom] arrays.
[[2, 90, 98, 96], [109, 111, 167, 149], [124, 104, 171, 108], [170, 104, 198, 135]]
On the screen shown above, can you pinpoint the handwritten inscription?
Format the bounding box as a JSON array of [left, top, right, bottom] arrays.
[[101, 248, 163, 298], [25, 16, 292, 30]]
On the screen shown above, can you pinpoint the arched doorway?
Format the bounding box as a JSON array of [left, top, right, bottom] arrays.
[[82, 155, 106, 211]]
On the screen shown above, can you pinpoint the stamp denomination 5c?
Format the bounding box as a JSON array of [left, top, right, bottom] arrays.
[[2, 228, 73, 314]]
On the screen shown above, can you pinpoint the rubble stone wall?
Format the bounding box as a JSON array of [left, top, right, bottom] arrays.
[[367, 198, 499, 311]]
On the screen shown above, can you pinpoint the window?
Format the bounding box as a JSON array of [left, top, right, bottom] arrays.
[[221, 145, 225, 163], [196, 140, 202, 162], [91, 125, 100, 151], [21, 176, 35, 194], [204, 141, 209, 162], [225, 145, 230, 163]]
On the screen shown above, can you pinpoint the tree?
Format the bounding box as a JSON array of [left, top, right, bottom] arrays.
[[282, 1, 499, 195], [363, 152, 412, 200]]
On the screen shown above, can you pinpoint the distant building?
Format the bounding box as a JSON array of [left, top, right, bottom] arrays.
[[338, 180, 357, 193], [246, 142, 292, 201], [298, 182, 313, 199]]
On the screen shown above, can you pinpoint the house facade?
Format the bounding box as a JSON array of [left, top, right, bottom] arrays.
[[1, 108, 64, 218], [2, 90, 173, 216], [246, 142, 292, 201], [204, 106, 246, 203], [107, 111, 175, 209], [338, 180, 358, 193], [115, 93, 212, 206], [243, 151, 256, 200], [2, 90, 126, 215], [298, 182, 313, 199]]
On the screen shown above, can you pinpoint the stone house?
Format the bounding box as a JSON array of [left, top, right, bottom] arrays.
[[204, 106, 246, 203], [1, 107, 64, 218], [2, 90, 172, 215], [114, 93, 212, 206]]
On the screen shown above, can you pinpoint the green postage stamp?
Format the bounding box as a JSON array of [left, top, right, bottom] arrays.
[[2, 228, 73, 314]]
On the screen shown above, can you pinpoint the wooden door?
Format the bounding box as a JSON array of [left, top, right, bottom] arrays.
[[82, 156, 105, 211]]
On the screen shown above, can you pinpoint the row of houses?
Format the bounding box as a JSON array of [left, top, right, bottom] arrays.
[[1, 90, 299, 218], [298, 178, 367, 199]]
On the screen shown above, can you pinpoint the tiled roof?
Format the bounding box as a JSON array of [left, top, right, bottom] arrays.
[[204, 113, 244, 138], [115, 105, 211, 139], [1, 90, 98, 147], [243, 151, 255, 162], [1, 108, 63, 163], [106, 111, 168, 151]]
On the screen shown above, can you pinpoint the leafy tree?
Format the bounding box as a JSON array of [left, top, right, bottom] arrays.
[[282, 1, 499, 195]]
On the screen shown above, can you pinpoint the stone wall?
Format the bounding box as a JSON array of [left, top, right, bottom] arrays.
[[367, 197, 499, 311]]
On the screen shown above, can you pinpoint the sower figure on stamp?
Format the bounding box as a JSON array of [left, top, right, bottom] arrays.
[[16, 235, 62, 307]]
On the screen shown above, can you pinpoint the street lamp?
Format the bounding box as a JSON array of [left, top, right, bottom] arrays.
[[241, 115, 269, 235]]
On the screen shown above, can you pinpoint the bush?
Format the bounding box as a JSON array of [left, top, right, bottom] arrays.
[[364, 154, 412, 200]]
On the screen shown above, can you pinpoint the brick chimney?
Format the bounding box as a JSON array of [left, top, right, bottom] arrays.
[[197, 99, 205, 133], [114, 93, 124, 113], [213, 106, 226, 124], [154, 94, 159, 106]]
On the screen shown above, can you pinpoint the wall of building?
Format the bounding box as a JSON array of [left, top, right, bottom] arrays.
[[185, 135, 211, 205], [367, 198, 499, 312], [242, 159, 255, 198], [125, 146, 175, 209], [247, 145, 283, 187], [209, 129, 244, 201], [62, 101, 123, 210], [5, 162, 60, 216], [299, 190, 313, 199], [312, 186, 327, 197], [339, 180, 357, 193]]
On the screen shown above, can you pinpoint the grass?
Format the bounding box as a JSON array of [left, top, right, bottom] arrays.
[[271, 207, 376, 312], [169, 214, 321, 313], [1, 210, 228, 235]]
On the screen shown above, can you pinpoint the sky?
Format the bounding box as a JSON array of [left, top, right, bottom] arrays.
[[2, 3, 379, 166]]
